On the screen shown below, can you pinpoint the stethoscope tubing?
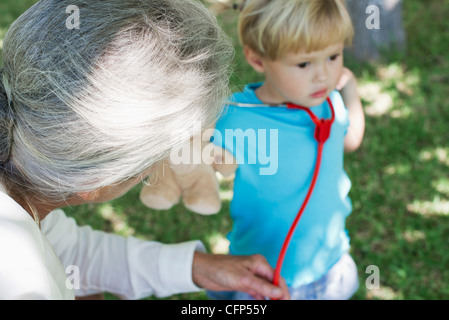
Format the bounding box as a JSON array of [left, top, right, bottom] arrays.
[[231, 97, 336, 295]]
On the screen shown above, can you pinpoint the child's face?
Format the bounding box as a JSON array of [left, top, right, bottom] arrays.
[[255, 42, 344, 107]]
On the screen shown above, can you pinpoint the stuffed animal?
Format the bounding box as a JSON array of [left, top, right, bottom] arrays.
[[140, 131, 237, 215]]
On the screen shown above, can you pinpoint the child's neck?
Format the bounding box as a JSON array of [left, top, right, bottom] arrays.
[[254, 82, 285, 105]]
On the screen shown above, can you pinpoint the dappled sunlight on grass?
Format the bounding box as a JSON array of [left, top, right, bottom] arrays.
[[402, 229, 426, 243], [218, 173, 234, 201], [219, 190, 233, 201], [383, 163, 412, 176], [432, 178, 449, 196], [366, 285, 402, 300], [419, 147, 449, 166], [98, 203, 135, 237], [207, 232, 230, 254], [357, 63, 420, 119], [347, 50, 449, 298], [407, 197, 449, 217], [358, 82, 394, 116], [377, 64, 420, 94]]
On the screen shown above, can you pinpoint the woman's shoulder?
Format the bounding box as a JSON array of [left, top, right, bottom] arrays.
[[0, 192, 72, 299]]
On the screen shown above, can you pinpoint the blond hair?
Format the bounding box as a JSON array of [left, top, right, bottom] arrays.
[[0, 0, 233, 201], [210, 0, 354, 60]]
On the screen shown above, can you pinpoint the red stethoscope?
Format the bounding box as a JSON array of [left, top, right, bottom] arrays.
[[231, 97, 335, 291]]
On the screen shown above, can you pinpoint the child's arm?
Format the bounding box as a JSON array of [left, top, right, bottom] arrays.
[[337, 68, 365, 153]]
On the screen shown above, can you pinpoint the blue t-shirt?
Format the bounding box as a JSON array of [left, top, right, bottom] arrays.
[[212, 83, 352, 287]]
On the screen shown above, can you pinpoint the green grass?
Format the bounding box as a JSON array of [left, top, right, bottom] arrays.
[[2, 0, 449, 300]]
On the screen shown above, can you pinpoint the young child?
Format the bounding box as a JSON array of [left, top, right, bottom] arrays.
[[209, 0, 365, 300]]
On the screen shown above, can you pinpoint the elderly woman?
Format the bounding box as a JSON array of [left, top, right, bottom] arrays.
[[0, 0, 288, 299]]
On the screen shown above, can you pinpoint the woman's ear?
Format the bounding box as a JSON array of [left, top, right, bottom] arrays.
[[244, 46, 265, 73], [77, 189, 101, 202]]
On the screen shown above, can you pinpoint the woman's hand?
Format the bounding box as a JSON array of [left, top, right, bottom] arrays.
[[192, 252, 290, 300]]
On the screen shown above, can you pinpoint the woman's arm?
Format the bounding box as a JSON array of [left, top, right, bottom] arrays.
[[42, 209, 289, 300], [42, 209, 205, 299]]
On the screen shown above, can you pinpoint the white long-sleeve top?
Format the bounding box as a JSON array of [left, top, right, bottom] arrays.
[[0, 190, 205, 299]]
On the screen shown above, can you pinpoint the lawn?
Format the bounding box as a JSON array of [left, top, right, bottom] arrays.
[[1, 0, 448, 300]]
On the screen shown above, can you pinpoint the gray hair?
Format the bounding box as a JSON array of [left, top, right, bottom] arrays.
[[0, 0, 233, 201]]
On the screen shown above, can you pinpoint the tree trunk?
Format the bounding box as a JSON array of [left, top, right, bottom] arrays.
[[346, 0, 406, 61]]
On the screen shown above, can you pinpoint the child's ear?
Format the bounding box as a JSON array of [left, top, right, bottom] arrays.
[[244, 46, 265, 73]]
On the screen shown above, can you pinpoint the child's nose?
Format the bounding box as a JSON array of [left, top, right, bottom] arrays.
[[314, 63, 328, 82]]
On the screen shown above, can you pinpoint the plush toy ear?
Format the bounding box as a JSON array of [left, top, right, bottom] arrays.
[[179, 164, 222, 215], [139, 161, 182, 210], [209, 144, 238, 177]]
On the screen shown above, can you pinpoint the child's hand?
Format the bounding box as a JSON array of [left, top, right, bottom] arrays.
[[336, 67, 355, 91], [336, 67, 365, 152]]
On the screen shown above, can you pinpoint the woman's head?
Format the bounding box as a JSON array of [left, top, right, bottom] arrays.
[[213, 0, 353, 60], [0, 0, 233, 202]]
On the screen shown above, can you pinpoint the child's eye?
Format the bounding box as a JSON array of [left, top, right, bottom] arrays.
[[328, 54, 340, 61], [298, 62, 310, 69]]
